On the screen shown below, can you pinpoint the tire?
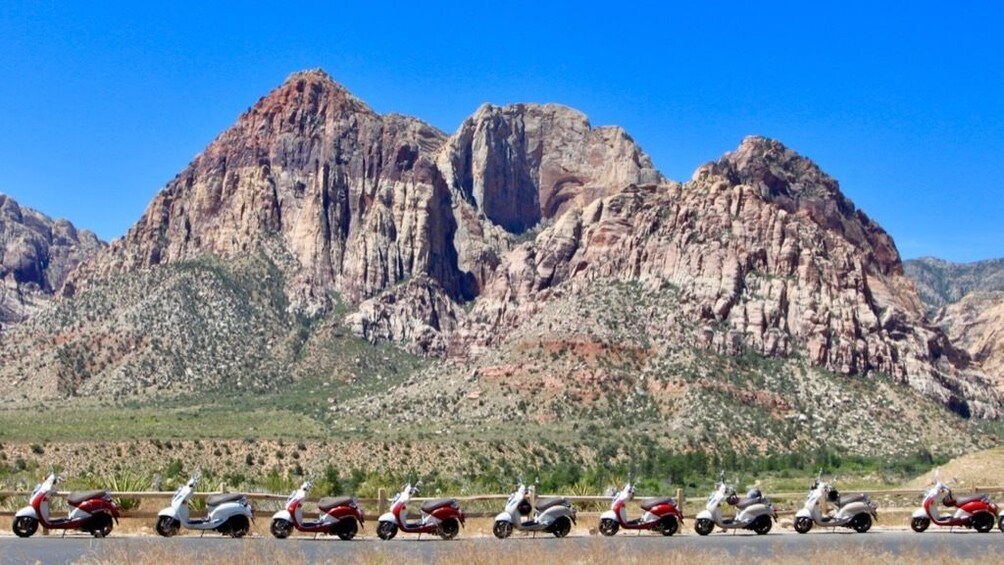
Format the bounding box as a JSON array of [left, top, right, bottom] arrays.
[[377, 521, 398, 540], [599, 518, 619, 537], [694, 518, 714, 536], [88, 513, 114, 538], [794, 516, 813, 534], [270, 518, 293, 539], [224, 515, 250, 538], [852, 513, 872, 533], [972, 512, 994, 533], [751, 515, 772, 535], [999, 515, 1004, 533], [551, 516, 572, 538], [910, 517, 930, 533], [12, 516, 38, 538], [438, 518, 460, 540], [156, 516, 180, 537], [493, 520, 513, 539], [659, 515, 678, 536], [336, 519, 358, 541]]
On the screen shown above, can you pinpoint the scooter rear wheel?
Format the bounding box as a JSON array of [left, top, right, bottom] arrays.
[[336, 518, 358, 540], [224, 515, 250, 538], [551, 516, 572, 538], [599, 518, 619, 536], [659, 515, 678, 536], [852, 513, 872, 533], [270, 518, 293, 539], [377, 521, 398, 540], [493, 520, 513, 539], [438, 518, 460, 540], [12, 516, 38, 538], [694, 518, 714, 536], [794, 517, 813, 534], [751, 515, 772, 535], [89, 513, 114, 538], [910, 517, 930, 533], [972, 512, 994, 533], [156, 516, 180, 537]]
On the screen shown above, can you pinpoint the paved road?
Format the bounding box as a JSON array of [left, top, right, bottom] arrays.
[[2, 530, 1002, 564]]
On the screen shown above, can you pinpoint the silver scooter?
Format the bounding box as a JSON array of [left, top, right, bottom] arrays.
[[493, 478, 576, 538], [694, 474, 776, 535], [156, 474, 254, 537], [794, 473, 877, 533]]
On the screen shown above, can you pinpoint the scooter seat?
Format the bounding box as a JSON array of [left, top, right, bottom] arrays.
[[206, 492, 245, 506], [535, 497, 570, 512], [318, 496, 354, 511], [733, 496, 765, 509], [952, 493, 987, 506], [420, 498, 456, 513], [67, 490, 107, 506], [836, 493, 868, 507], [639, 497, 676, 511]]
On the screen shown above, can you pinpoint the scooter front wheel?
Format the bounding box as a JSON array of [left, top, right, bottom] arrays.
[[910, 517, 930, 533], [599, 518, 619, 536], [156, 516, 180, 537], [12, 516, 38, 538], [694, 518, 714, 536], [271, 518, 293, 539], [377, 521, 398, 540], [794, 517, 813, 534], [493, 520, 513, 539]]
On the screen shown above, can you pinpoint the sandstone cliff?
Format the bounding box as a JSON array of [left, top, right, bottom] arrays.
[[0, 193, 104, 328]]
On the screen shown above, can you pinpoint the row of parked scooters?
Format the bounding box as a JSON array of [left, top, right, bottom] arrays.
[[9, 470, 1000, 539]]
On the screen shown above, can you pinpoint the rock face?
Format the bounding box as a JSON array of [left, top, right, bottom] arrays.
[[459, 137, 998, 417], [0, 193, 103, 327], [8, 69, 1000, 422], [905, 258, 1004, 384], [905, 257, 1004, 312]]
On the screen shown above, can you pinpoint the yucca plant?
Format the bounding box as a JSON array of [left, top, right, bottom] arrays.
[[91, 470, 149, 512]]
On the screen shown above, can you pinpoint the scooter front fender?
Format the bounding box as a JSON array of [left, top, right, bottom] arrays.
[[794, 508, 812, 519], [494, 511, 514, 524], [15, 506, 37, 519], [599, 510, 617, 521], [157, 506, 180, 519], [912, 508, 928, 519], [695, 509, 713, 521], [272, 509, 292, 522], [378, 511, 396, 524]]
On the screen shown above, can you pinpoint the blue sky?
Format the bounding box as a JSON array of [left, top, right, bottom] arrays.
[[1, 1, 1001, 262]]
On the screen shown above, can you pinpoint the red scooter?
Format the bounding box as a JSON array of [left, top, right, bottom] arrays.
[[599, 480, 684, 536], [376, 483, 465, 540], [911, 471, 998, 533], [12, 473, 120, 538], [271, 480, 365, 540]]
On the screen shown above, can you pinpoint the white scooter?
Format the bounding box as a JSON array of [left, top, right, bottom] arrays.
[[156, 474, 254, 537], [794, 474, 877, 533], [493, 478, 576, 538], [694, 475, 776, 535]]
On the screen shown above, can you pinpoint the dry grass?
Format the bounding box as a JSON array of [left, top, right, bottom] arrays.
[[905, 447, 1004, 489], [72, 540, 998, 565]]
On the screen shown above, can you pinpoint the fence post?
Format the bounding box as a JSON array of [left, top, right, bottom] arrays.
[[529, 485, 537, 510], [676, 488, 684, 513], [378, 488, 387, 514]]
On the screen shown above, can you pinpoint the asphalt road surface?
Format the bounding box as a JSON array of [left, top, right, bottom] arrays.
[[2, 530, 1002, 564]]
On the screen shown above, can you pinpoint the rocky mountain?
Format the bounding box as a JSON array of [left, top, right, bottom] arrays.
[[0, 193, 104, 329], [0, 69, 998, 456], [904, 258, 1004, 385], [905, 257, 1004, 312]]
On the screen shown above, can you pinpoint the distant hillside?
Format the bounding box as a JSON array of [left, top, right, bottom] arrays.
[[905, 257, 1004, 311]]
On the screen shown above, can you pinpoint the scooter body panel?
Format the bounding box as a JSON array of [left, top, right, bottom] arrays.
[[378, 511, 396, 524], [736, 503, 774, 524], [538, 505, 574, 525], [15, 506, 37, 519], [273, 509, 293, 522], [912, 507, 929, 519], [695, 509, 713, 521], [495, 510, 515, 524], [836, 501, 874, 521], [795, 508, 812, 519], [600, 509, 617, 522]]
